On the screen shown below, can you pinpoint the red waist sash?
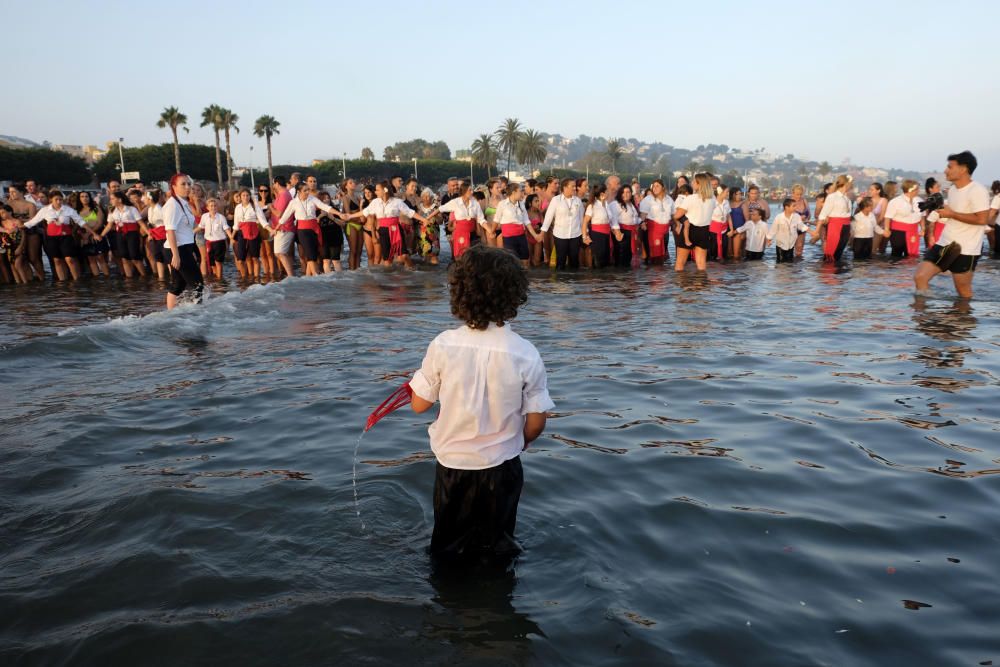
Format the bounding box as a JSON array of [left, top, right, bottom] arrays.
[[118, 222, 139, 233], [149, 225, 167, 241], [46, 222, 72, 237], [378, 217, 402, 259], [709, 220, 728, 257], [890, 219, 921, 256], [933, 221, 945, 244], [822, 217, 849, 260], [452, 219, 476, 257], [239, 220, 260, 240], [501, 223, 526, 237], [647, 219, 669, 258]]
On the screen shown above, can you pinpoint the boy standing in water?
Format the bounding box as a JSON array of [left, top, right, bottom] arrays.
[[410, 245, 554, 563]]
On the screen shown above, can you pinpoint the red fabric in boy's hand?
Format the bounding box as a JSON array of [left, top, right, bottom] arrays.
[[364, 381, 413, 432]]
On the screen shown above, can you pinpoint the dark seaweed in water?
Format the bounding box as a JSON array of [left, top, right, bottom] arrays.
[[1, 246, 1000, 666]]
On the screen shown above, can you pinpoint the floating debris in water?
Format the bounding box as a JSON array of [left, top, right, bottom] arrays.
[[886, 566, 897, 574], [947, 557, 960, 563], [835, 629, 850, 634], [902, 600, 933, 610]]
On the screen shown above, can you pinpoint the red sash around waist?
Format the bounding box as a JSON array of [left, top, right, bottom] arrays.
[[238, 221, 259, 240], [647, 219, 669, 258], [933, 221, 945, 244], [378, 217, 402, 259], [709, 220, 729, 257], [501, 223, 526, 237], [297, 218, 320, 234], [890, 219, 921, 256], [149, 226, 167, 241], [822, 217, 849, 260], [46, 222, 72, 236], [118, 222, 139, 233], [452, 219, 476, 257]]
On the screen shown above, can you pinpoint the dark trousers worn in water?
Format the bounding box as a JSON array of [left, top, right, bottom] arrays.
[[775, 247, 795, 264], [431, 456, 523, 563], [853, 237, 873, 260]]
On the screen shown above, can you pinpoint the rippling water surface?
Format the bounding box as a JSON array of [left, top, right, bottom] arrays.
[[2, 246, 1000, 666]]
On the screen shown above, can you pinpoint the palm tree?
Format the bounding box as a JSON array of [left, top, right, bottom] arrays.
[[684, 160, 699, 177], [156, 106, 188, 173], [515, 129, 547, 176], [818, 160, 832, 182], [201, 104, 225, 189], [219, 108, 239, 189], [797, 164, 809, 191], [471, 133, 498, 179], [360, 147, 374, 161], [606, 139, 624, 174], [494, 118, 523, 178], [253, 115, 280, 185]]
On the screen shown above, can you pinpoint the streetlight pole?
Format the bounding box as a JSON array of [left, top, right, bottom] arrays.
[[342, 153, 347, 181], [413, 157, 418, 181], [117, 137, 127, 185], [469, 155, 474, 189], [249, 145, 255, 191]]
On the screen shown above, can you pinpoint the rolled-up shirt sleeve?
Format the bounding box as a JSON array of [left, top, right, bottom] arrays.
[[410, 340, 441, 403], [521, 353, 555, 415]]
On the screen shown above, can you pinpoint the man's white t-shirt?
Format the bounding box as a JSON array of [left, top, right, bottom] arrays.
[[937, 181, 991, 255]]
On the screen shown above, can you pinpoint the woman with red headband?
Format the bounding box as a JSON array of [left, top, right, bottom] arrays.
[[163, 174, 203, 309]]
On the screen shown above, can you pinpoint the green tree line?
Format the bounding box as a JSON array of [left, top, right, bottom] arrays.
[[0, 146, 91, 185]]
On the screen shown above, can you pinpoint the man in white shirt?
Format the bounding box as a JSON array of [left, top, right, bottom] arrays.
[[540, 178, 584, 269], [915, 151, 992, 299]]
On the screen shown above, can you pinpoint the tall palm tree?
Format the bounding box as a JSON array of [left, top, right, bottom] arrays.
[[606, 139, 624, 174], [156, 106, 188, 174], [494, 118, 523, 179], [253, 115, 280, 185], [515, 129, 547, 176], [201, 104, 225, 189], [360, 147, 374, 161], [218, 108, 239, 189], [818, 161, 832, 181], [471, 133, 498, 179]]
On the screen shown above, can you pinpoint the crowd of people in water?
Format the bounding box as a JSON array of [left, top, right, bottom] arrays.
[[1, 151, 997, 304]]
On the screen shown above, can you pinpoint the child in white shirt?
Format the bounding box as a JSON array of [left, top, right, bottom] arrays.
[[732, 207, 769, 260], [768, 198, 809, 264], [410, 245, 555, 563], [850, 197, 881, 260]]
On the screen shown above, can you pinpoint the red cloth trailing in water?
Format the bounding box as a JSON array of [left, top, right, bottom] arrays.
[[365, 381, 413, 432], [823, 217, 849, 260], [709, 220, 728, 257]]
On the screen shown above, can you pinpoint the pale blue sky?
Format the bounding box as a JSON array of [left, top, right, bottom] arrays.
[[7, 0, 999, 178]]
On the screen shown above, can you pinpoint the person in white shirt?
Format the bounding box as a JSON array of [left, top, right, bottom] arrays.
[[814, 174, 855, 262], [923, 177, 946, 247], [850, 197, 881, 260], [708, 185, 732, 262], [437, 182, 487, 259], [409, 244, 554, 562], [609, 184, 640, 268], [338, 180, 432, 268], [144, 189, 169, 280], [163, 173, 203, 309], [232, 188, 269, 280], [278, 186, 336, 276], [673, 173, 714, 271], [987, 179, 999, 257], [97, 191, 149, 277], [638, 179, 673, 264], [915, 151, 992, 299], [495, 183, 543, 268], [732, 207, 769, 260], [541, 178, 584, 270], [24, 189, 98, 281], [195, 197, 235, 280], [582, 184, 620, 269], [768, 198, 810, 264], [883, 179, 924, 258]]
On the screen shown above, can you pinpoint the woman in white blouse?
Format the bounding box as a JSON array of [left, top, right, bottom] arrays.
[[196, 197, 235, 280], [24, 189, 99, 281], [163, 173, 203, 309], [338, 181, 432, 268], [494, 182, 544, 268], [582, 184, 620, 269], [814, 174, 855, 262], [883, 179, 924, 258], [144, 189, 169, 280], [233, 188, 269, 280], [638, 179, 673, 265], [609, 184, 640, 268], [437, 182, 487, 259], [277, 187, 337, 276], [673, 173, 715, 271], [97, 191, 149, 277]]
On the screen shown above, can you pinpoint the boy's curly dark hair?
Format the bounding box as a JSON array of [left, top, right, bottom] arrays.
[[448, 245, 528, 330]]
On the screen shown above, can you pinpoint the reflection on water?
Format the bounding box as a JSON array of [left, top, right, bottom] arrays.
[[1, 253, 999, 665]]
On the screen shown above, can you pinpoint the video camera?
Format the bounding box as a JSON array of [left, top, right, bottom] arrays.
[[918, 192, 944, 214]]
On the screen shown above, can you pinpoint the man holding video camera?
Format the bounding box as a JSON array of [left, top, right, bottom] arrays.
[[914, 151, 991, 299]]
